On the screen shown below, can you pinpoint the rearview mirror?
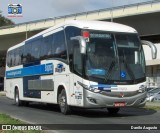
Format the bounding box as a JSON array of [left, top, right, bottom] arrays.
[[70, 36, 86, 54], [141, 40, 157, 59]]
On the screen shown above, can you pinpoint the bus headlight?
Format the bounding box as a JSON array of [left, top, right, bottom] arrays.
[[77, 81, 101, 93], [138, 85, 146, 93]]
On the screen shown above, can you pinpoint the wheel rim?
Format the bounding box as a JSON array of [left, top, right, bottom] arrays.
[[15, 91, 19, 104], [59, 95, 66, 107]]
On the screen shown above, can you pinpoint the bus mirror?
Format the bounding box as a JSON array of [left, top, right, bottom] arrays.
[[141, 40, 157, 59], [71, 36, 86, 54]]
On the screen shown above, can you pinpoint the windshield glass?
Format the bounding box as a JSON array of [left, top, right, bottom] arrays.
[[85, 31, 145, 84], [149, 88, 160, 93]]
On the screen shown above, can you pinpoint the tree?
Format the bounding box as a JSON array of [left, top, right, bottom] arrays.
[[0, 10, 14, 26]]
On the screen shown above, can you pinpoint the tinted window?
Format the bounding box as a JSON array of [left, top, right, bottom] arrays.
[[40, 35, 53, 60], [7, 51, 12, 67], [73, 42, 82, 75], [18, 46, 24, 65], [31, 39, 41, 61], [65, 26, 81, 55], [7, 46, 24, 67], [53, 30, 67, 60], [14, 47, 22, 66], [24, 38, 42, 64], [24, 43, 32, 64]]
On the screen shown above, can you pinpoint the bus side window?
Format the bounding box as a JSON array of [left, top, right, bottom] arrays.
[[53, 31, 67, 60], [10, 50, 14, 67], [7, 51, 11, 67], [31, 39, 41, 61], [15, 48, 19, 66], [19, 46, 24, 65], [24, 43, 32, 64], [41, 35, 53, 60]]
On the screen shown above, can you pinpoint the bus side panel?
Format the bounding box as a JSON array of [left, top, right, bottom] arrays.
[[54, 74, 70, 105], [5, 78, 23, 100], [40, 75, 55, 103]]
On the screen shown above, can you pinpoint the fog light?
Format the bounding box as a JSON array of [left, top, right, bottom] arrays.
[[87, 97, 97, 104], [140, 98, 146, 103]]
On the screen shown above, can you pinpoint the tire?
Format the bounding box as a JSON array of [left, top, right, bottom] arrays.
[[23, 101, 29, 106], [151, 98, 154, 102], [15, 89, 22, 106], [58, 89, 70, 115], [107, 107, 120, 114]]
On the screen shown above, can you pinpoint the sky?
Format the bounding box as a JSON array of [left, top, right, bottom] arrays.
[[0, 0, 152, 24]]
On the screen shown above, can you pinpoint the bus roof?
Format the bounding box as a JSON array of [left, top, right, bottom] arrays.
[[8, 20, 137, 51]]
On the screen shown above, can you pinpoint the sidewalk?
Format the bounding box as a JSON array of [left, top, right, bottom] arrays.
[[146, 101, 160, 107]]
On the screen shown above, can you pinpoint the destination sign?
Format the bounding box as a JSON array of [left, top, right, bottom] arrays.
[[90, 33, 112, 39]]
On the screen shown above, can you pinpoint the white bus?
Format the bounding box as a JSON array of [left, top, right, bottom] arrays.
[[5, 20, 156, 114]]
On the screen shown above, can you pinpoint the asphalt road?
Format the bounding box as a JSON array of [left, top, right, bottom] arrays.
[[0, 96, 160, 133]]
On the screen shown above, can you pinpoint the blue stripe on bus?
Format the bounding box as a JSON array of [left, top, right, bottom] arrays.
[[90, 84, 117, 91], [6, 63, 53, 79], [90, 84, 117, 88]]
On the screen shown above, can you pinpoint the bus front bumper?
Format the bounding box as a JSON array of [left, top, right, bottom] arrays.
[[83, 89, 147, 108]]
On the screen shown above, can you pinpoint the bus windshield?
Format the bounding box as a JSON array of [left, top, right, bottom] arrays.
[[85, 31, 145, 84]]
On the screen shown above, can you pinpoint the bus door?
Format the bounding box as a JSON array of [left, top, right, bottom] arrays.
[[72, 40, 84, 106]]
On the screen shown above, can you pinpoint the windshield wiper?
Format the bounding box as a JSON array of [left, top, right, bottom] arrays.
[[123, 55, 135, 82], [104, 60, 115, 82]]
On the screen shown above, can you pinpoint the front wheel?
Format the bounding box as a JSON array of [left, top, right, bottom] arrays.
[[107, 107, 120, 114], [58, 89, 70, 115]]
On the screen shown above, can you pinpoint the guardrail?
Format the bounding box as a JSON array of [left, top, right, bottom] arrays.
[[0, 0, 159, 30]]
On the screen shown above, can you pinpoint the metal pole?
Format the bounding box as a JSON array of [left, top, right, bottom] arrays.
[[26, 24, 28, 39], [111, 0, 113, 22]]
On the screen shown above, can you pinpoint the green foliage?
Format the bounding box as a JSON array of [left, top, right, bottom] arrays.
[[0, 114, 43, 133], [0, 113, 24, 124], [0, 11, 15, 27]]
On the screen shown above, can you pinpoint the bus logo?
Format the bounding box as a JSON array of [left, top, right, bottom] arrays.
[[8, 4, 22, 17], [55, 63, 65, 73], [120, 71, 126, 78]]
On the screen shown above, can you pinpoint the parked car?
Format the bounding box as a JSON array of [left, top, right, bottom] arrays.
[[146, 88, 160, 102], [153, 92, 160, 102], [146, 87, 157, 92]]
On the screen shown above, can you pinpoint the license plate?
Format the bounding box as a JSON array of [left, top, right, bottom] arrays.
[[114, 102, 126, 107]]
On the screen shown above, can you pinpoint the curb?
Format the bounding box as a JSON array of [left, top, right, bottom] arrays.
[[146, 102, 160, 107], [0, 91, 6, 96]]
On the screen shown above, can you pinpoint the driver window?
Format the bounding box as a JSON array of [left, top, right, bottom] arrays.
[[73, 41, 82, 75]]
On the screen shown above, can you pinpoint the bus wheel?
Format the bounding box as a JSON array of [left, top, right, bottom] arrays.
[[58, 89, 70, 115], [107, 107, 120, 114], [15, 89, 22, 106]]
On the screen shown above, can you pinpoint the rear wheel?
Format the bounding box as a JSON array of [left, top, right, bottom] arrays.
[[107, 107, 120, 114], [151, 98, 154, 102], [58, 89, 70, 115], [15, 89, 22, 106]]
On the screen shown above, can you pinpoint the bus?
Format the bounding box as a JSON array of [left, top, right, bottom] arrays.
[[5, 20, 156, 114]]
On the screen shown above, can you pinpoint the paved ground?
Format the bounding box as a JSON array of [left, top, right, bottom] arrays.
[[0, 95, 160, 132]]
